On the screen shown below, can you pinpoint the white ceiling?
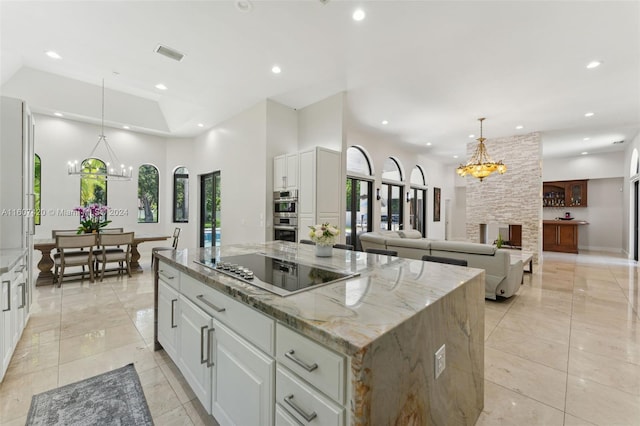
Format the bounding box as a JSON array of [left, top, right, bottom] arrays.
[[1, 1, 639, 162]]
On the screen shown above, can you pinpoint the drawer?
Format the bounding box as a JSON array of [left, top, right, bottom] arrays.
[[276, 323, 345, 404], [275, 403, 303, 426], [276, 366, 344, 426], [158, 261, 180, 290], [181, 273, 274, 355]]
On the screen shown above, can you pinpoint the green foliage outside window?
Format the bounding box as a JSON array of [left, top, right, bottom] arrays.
[[80, 158, 107, 207], [138, 164, 159, 223]]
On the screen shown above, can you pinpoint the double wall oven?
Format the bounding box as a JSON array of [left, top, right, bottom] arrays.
[[273, 189, 298, 242]]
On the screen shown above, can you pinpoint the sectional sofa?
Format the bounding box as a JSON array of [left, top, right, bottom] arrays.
[[358, 230, 523, 300]]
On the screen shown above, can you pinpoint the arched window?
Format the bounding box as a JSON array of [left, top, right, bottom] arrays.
[[380, 157, 404, 231], [409, 165, 427, 237], [80, 158, 107, 206], [346, 146, 374, 246], [173, 166, 189, 223], [346, 146, 373, 176], [631, 149, 639, 177], [34, 154, 41, 225], [138, 164, 159, 223]]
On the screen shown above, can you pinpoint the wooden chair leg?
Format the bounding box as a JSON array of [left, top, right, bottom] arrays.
[[58, 265, 64, 287]]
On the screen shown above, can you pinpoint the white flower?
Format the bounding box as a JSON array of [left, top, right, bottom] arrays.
[[307, 222, 340, 245]]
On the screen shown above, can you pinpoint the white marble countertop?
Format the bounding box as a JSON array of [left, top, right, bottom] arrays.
[[156, 241, 484, 356], [0, 248, 28, 273]]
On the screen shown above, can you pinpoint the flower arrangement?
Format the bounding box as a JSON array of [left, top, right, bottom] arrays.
[[73, 203, 112, 234], [308, 223, 340, 246]]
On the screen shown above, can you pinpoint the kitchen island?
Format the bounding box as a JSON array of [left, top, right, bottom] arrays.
[[154, 241, 484, 425]]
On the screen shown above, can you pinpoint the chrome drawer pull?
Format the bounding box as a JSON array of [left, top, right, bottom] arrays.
[[15, 264, 26, 273], [285, 350, 318, 372], [2, 280, 10, 312], [200, 325, 208, 364], [18, 283, 26, 308], [284, 394, 317, 422], [158, 270, 175, 280], [170, 299, 177, 328], [207, 328, 215, 368], [196, 295, 226, 313]]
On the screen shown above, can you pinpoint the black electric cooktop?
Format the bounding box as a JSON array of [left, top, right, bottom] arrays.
[[194, 253, 359, 297]]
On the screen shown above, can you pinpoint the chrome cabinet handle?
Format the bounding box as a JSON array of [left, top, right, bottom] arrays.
[[200, 325, 209, 364], [15, 264, 26, 273], [207, 328, 215, 368], [284, 394, 317, 422], [2, 280, 10, 312], [170, 299, 177, 328], [196, 295, 226, 313], [285, 350, 318, 372], [158, 270, 175, 280], [18, 283, 26, 308]]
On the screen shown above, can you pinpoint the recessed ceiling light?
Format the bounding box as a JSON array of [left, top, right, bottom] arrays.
[[426, 142, 432, 146], [581, 151, 589, 155], [155, 83, 168, 90], [583, 137, 590, 141], [45, 50, 62, 60], [53, 112, 63, 117], [123, 125, 130, 130], [515, 125, 524, 130], [586, 60, 602, 69], [469, 134, 475, 138], [584, 112, 594, 117], [235, 0, 253, 12], [197, 123, 204, 128], [381, 120, 388, 125], [271, 65, 281, 74], [352, 9, 365, 21], [453, 155, 459, 159]]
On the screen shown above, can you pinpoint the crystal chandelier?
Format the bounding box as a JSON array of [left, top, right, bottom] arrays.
[[67, 79, 132, 180], [456, 117, 506, 181]]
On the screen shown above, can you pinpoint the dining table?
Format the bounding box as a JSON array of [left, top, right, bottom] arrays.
[[33, 233, 170, 286]]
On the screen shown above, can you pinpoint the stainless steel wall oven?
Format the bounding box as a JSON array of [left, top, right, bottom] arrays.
[[274, 190, 298, 242]]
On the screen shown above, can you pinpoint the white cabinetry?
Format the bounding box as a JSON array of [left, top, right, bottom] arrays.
[[298, 147, 342, 233], [157, 281, 180, 360], [212, 319, 274, 426], [274, 153, 299, 191], [1, 255, 28, 382]]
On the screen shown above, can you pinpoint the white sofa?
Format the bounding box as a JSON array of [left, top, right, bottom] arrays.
[[359, 230, 523, 300]]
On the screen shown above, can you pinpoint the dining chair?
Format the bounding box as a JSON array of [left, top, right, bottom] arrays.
[[96, 232, 134, 281], [421, 254, 468, 267], [54, 234, 98, 287], [333, 243, 354, 251], [151, 227, 180, 267], [299, 239, 316, 245], [365, 248, 398, 256]]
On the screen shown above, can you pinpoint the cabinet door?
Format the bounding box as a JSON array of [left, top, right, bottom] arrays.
[[285, 153, 298, 189], [542, 224, 558, 251], [274, 156, 286, 191], [557, 225, 578, 253], [13, 271, 26, 345], [276, 404, 303, 426], [568, 181, 587, 207], [158, 281, 180, 361], [178, 296, 214, 413], [298, 150, 316, 217], [1, 276, 11, 376], [212, 319, 274, 426]]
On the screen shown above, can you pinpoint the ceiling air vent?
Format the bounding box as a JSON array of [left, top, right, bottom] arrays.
[[154, 45, 185, 62], [612, 140, 625, 145]]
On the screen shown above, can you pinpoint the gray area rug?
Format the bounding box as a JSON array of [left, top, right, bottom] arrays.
[[26, 363, 153, 425]]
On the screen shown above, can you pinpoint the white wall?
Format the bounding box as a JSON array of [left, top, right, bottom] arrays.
[[298, 93, 344, 152], [543, 151, 625, 181], [33, 114, 170, 240], [192, 101, 268, 246], [164, 137, 196, 249]]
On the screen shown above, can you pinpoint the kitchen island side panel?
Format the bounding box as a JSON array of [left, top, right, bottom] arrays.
[[351, 273, 484, 425]]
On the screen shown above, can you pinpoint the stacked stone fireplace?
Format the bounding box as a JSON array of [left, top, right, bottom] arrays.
[[465, 132, 542, 262]]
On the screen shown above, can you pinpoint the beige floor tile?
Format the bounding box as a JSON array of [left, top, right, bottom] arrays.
[[138, 365, 183, 419], [563, 413, 597, 426], [158, 357, 197, 404], [494, 310, 571, 345], [484, 306, 505, 340], [153, 405, 195, 426], [475, 381, 564, 426], [0, 365, 58, 423], [486, 327, 569, 372], [568, 347, 640, 396], [485, 347, 566, 410], [4, 340, 60, 380], [58, 322, 146, 364], [570, 324, 640, 366], [183, 399, 219, 426], [565, 374, 640, 426]]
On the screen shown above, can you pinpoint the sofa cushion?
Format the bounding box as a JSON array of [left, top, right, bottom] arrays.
[[386, 238, 432, 250], [397, 230, 423, 239], [430, 241, 497, 255]]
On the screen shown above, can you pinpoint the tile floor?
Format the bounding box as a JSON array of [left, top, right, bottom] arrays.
[[1, 249, 639, 425]]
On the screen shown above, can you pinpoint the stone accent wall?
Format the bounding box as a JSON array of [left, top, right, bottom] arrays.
[[465, 132, 542, 262]]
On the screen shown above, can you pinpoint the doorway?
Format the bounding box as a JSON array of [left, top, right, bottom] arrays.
[[635, 180, 638, 261], [200, 171, 220, 248], [346, 177, 372, 246]]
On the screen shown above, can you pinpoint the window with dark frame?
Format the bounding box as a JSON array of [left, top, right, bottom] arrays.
[[173, 166, 189, 223]]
